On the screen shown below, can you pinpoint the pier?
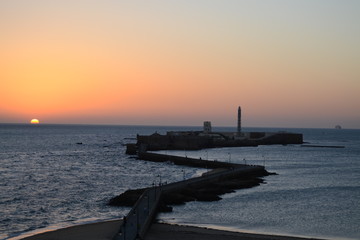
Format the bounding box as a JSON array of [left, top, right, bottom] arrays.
[[137, 151, 241, 169], [110, 152, 272, 240]]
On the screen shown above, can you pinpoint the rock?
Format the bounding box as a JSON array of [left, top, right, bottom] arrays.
[[162, 192, 195, 205], [195, 192, 222, 202], [108, 188, 146, 206]]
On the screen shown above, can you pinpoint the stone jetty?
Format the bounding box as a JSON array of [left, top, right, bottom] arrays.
[[109, 161, 270, 210], [109, 151, 274, 240]]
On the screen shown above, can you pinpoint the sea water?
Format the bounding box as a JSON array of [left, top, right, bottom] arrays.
[[0, 124, 359, 240]]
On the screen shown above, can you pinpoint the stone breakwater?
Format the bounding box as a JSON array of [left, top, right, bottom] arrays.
[[109, 153, 273, 212], [109, 144, 275, 239], [138, 151, 241, 169]]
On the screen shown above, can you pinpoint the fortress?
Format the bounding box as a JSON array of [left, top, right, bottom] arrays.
[[127, 107, 303, 153]]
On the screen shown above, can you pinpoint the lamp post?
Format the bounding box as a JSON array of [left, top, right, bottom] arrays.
[[157, 174, 162, 186]]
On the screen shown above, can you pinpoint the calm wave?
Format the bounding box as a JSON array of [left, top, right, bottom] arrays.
[[0, 124, 359, 240]]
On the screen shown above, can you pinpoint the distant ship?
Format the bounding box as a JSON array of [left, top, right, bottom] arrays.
[[335, 125, 342, 129]]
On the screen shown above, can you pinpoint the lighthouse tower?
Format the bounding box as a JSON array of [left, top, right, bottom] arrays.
[[237, 106, 241, 136]]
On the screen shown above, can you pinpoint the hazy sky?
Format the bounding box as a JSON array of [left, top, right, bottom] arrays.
[[1, 0, 359, 128]]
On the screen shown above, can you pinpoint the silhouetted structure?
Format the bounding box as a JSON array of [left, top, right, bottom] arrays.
[[237, 106, 241, 136], [203, 121, 212, 134], [126, 107, 303, 153]]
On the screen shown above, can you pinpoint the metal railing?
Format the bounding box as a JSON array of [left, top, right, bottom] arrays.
[[114, 187, 161, 240], [113, 164, 265, 240]]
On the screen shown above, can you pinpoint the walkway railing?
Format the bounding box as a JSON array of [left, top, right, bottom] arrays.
[[113, 164, 265, 240], [113, 150, 267, 240], [114, 187, 162, 240]]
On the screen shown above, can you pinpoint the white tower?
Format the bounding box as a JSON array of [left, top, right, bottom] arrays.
[[203, 121, 212, 134]]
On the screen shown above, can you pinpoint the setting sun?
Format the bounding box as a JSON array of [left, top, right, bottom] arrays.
[[0, 1, 359, 128], [30, 119, 40, 124]]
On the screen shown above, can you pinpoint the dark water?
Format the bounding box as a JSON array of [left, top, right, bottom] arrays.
[[0, 124, 359, 240]]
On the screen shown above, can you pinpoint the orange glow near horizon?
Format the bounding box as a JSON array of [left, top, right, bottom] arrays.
[[1, 1, 360, 128]]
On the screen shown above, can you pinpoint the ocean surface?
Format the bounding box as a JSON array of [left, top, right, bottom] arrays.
[[0, 124, 359, 240]]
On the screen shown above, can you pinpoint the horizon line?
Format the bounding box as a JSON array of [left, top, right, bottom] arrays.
[[0, 122, 357, 130]]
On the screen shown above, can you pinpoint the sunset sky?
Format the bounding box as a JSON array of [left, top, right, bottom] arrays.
[[1, 1, 359, 128]]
